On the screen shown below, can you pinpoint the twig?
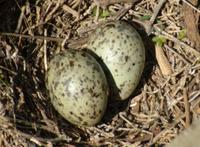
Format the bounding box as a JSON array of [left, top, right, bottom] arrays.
[[0, 65, 17, 75], [67, 37, 88, 49], [153, 129, 175, 144], [16, 128, 70, 145], [95, 3, 100, 22], [63, 4, 80, 21], [94, 0, 138, 21], [0, 115, 71, 144], [15, 6, 25, 33], [131, 18, 200, 58], [191, 94, 200, 110], [0, 31, 89, 49], [183, 87, 191, 128], [1, 115, 58, 135], [164, 44, 191, 65], [45, 2, 61, 22], [0, 32, 64, 42], [112, 3, 133, 20], [61, 32, 70, 49], [182, 0, 200, 14], [71, 0, 82, 9], [119, 113, 135, 128], [153, 26, 200, 58], [146, 0, 167, 35], [189, 91, 200, 103], [174, 105, 186, 127], [94, 0, 135, 8], [44, 29, 48, 71]]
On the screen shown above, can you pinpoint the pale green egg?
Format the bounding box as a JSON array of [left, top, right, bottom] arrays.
[[87, 21, 145, 100], [46, 49, 109, 126]]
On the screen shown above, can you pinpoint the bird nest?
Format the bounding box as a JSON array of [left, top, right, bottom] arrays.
[[0, 0, 200, 146]]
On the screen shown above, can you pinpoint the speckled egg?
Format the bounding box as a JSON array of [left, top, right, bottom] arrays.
[[46, 49, 109, 126], [87, 21, 145, 100]]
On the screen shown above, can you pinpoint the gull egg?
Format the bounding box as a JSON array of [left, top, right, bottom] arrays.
[[87, 21, 145, 100], [46, 49, 109, 126]]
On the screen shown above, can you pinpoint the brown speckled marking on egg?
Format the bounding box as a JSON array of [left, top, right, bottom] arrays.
[[46, 49, 109, 126], [87, 21, 145, 100]]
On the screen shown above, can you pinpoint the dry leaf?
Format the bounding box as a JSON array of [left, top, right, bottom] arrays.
[[182, 0, 200, 51], [155, 45, 173, 76]]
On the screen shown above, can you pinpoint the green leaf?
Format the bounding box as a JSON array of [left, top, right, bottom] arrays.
[[101, 9, 110, 17], [92, 6, 98, 17], [152, 36, 167, 47], [140, 15, 151, 21], [178, 29, 187, 40], [92, 6, 110, 18]]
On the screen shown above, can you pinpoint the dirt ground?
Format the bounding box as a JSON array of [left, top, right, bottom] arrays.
[[0, 0, 200, 146]]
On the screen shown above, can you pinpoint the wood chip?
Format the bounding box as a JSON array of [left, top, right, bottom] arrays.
[[155, 45, 173, 76]]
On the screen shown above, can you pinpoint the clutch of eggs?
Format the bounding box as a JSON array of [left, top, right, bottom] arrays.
[[46, 21, 145, 126]]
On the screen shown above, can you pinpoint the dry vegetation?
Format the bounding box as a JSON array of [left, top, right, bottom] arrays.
[[0, 0, 200, 146]]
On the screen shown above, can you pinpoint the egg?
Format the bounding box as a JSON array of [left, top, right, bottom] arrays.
[[46, 49, 109, 126], [87, 21, 145, 100]]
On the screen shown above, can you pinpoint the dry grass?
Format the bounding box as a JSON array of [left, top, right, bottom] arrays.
[[0, 0, 200, 146]]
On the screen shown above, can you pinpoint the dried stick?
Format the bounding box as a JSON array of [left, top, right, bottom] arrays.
[[130, 18, 200, 58], [183, 87, 191, 128], [0, 32, 64, 42], [146, 0, 167, 35], [94, 0, 138, 21], [0, 32, 89, 49], [112, 3, 133, 20], [182, 0, 200, 14], [94, 0, 135, 8], [43, 29, 48, 71], [164, 44, 191, 65], [63, 4, 79, 21], [0, 65, 17, 75], [15, 6, 25, 33], [153, 26, 200, 58]]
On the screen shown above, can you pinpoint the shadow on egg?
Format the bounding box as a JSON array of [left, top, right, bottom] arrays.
[[127, 19, 157, 83], [84, 49, 130, 122], [127, 20, 157, 68], [84, 49, 121, 99]]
